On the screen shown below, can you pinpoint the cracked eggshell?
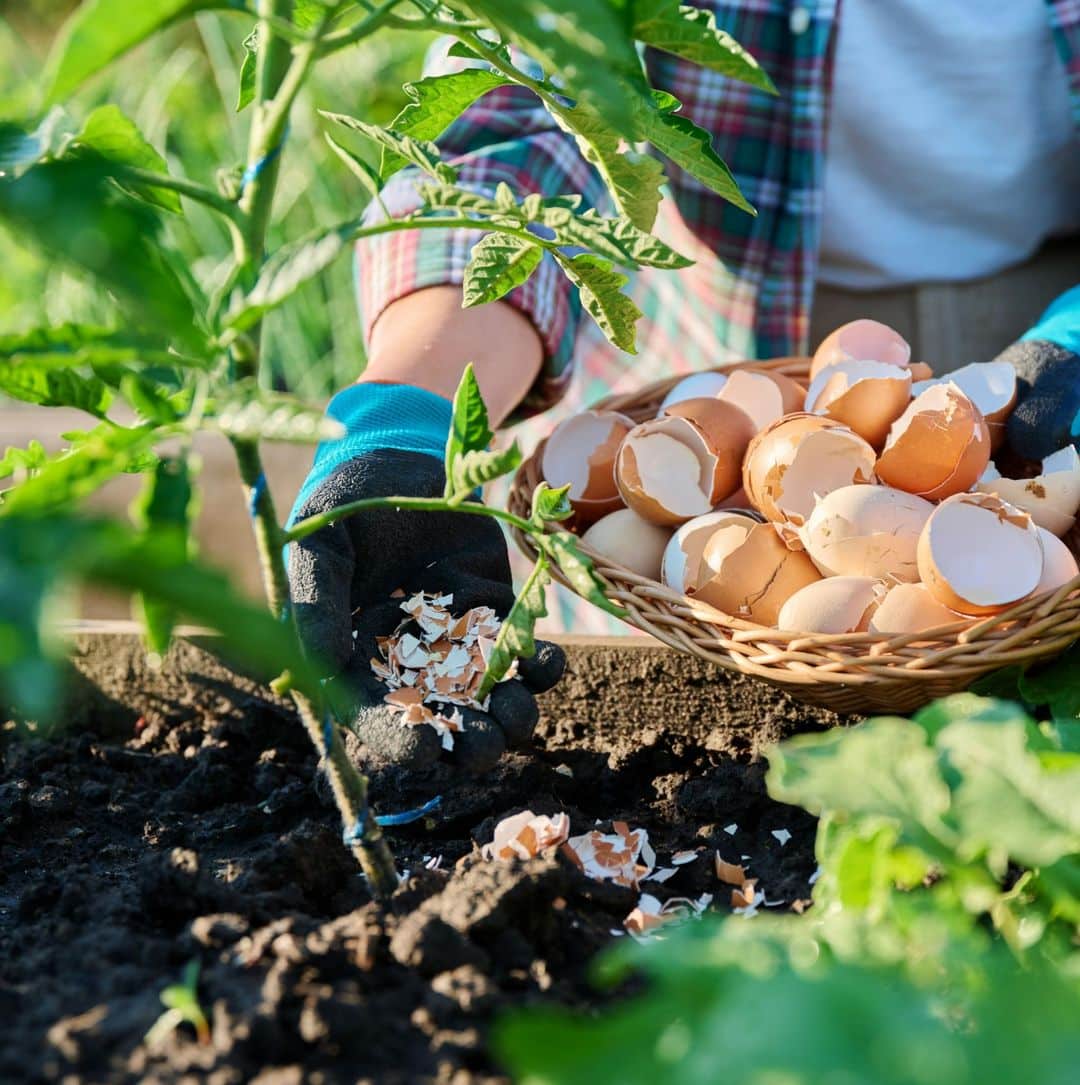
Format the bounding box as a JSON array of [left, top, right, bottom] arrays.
[[581, 508, 673, 581], [658, 371, 729, 411], [912, 360, 1017, 451], [804, 359, 913, 448], [917, 492, 1044, 616], [875, 383, 990, 501], [802, 485, 933, 581], [542, 410, 634, 523], [867, 582, 967, 635], [975, 446, 1080, 536], [777, 576, 884, 634], [694, 521, 822, 625], [661, 510, 763, 594], [810, 319, 912, 381], [742, 414, 877, 527], [1034, 527, 1080, 595]]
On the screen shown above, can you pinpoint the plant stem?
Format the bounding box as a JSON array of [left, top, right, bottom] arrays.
[[231, 437, 289, 614], [113, 166, 243, 221], [317, 0, 406, 55]]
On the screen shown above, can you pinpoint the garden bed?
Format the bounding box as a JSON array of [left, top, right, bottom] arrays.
[[1, 628, 843, 1084]]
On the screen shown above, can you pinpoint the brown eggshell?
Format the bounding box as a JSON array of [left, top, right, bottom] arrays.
[[714, 370, 785, 432], [804, 359, 913, 448], [616, 421, 713, 526], [1034, 527, 1080, 596], [875, 384, 991, 501], [908, 362, 934, 381], [867, 582, 968, 635], [810, 319, 912, 380], [742, 414, 877, 527], [917, 492, 1044, 616], [661, 397, 758, 499], [777, 576, 884, 634], [542, 410, 634, 523], [661, 510, 762, 593]]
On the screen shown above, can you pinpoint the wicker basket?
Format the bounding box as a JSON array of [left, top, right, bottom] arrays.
[[508, 357, 1080, 714]]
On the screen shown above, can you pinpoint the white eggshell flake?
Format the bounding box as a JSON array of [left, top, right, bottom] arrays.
[[659, 371, 729, 411], [803, 485, 933, 582], [777, 576, 884, 634], [581, 508, 673, 580], [911, 360, 1016, 424], [868, 583, 968, 635], [975, 446, 1080, 536]]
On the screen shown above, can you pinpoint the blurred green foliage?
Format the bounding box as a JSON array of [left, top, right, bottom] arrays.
[[0, 3, 430, 398]]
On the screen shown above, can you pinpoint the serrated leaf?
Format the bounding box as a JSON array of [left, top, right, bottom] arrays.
[[418, 182, 503, 218], [73, 105, 181, 213], [633, 1, 777, 94], [0, 364, 112, 417], [530, 482, 573, 524], [201, 384, 345, 443], [540, 207, 691, 269], [324, 133, 385, 207], [540, 530, 625, 616], [0, 324, 187, 369], [320, 111, 457, 183], [446, 40, 511, 66], [462, 233, 543, 308], [236, 27, 258, 112], [478, 554, 550, 699], [0, 441, 49, 482], [637, 92, 753, 215], [448, 444, 523, 500], [118, 372, 183, 424], [45, 0, 237, 104], [444, 363, 493, 499], [555, 253, 642, 353], [383, 70, 512, 177]]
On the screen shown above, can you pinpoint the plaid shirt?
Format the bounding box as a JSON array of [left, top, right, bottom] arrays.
[[356, 0, 1080, 633]]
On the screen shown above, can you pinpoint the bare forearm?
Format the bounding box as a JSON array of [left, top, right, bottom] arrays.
[[363, 286, 543, 426]]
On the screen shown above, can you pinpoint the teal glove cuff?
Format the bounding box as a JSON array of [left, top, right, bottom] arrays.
[[287, 383, 452, 527], [1022, 284, 1080, 356]]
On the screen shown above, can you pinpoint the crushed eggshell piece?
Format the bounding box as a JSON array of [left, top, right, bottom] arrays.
[[564, 821, 657, 889], [772, 829, 792, 846], [624, 893, 713, 939], [715, 855, 747, 885], [483, 810, 571, 861]]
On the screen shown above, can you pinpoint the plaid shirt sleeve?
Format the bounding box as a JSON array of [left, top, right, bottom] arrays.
[[354, 41, 611, 413]]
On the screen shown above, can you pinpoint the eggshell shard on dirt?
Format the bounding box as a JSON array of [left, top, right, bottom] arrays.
[[694, 521, 822, 624], [802, 485, 933, 581], [742, 414, 877, 527], [661, 510, 762, 594], [917, 492, 1044, 616], [581, 508, 672, 580], [563, 821, 656, 889], [1034, 527, 1080, 596], [777, 576, 884, 634], [804, 359, 913, 448], [875, 383, 990, 501], [975, 445, 1080, 537], [867, 582, 968, 635], [658, 370, 729, 410], [541, 410, 633, 523], [483, 810, 571, 860], [617, 399, 756, 525], [810, 318, 911, 380]]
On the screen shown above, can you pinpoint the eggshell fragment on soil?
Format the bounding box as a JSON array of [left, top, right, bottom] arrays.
[[658, 370, 729, 410], [802, 485, 933, 582], [875, 383, 990, 501], [810, 318, 912, 380], [694, 521, 822, 624], [777, 576, 884, 634], [616, 399, 756, 525], [1034, 528, 1080, 596], [482, 810, 571, 861], [804, 359, 913, 448], [976, 446, 1080, 537], [563, 821, 656, 889], [867, 582, 969, 635], [742, 414, 877, 527], [541, 410, 633, 523], [581, 508, 672, 580], [661, 510, 762, 594], [917, 493, 1044, 616]]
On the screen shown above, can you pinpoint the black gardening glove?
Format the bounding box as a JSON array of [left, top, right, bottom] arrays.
[[287, 447, 565, 774]]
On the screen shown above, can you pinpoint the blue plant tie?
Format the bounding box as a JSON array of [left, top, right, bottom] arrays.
[[248, 470, 267, 518], [322, 712, 336, 753], [240, 125, 289, 192], [375, 795, 443, 827]]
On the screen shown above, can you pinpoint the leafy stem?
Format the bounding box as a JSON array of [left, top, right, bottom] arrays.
[[109, 166, 242, 222], [318, 0, 410, 56]]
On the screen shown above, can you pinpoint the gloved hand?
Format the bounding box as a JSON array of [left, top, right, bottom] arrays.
[[286, 383, 565, 774], [997, 284, 1080, 462]]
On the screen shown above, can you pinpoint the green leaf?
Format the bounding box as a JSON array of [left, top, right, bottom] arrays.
[[130, 455, 197, 654], [632, 1, 777, 94], [0, 441, 49, 482], [384, 70, 512, 177], [540, 530, 626, 617], [324, 133, 386, 209], [118, 372, 184, 424], [0, 364, 112, 416], [0, 108, 77, 176], [636, 91, 754, 215], [443, 363, 493, 499], [554, 253, 642, 353], [540, 206, 692, 270], [73, 105, 181, 213], [45, 0, 237, 104], [0, 324, 187, 369], [531, 482, 574, 524], [237, 27, 258, 112], [320, 111, 457, 183], [461, 232, 543, 308], [448, 444, 523, 499], [1019, 643, 1080, 722], [478, 554, 550, 699], [199, 383, 345, 443]]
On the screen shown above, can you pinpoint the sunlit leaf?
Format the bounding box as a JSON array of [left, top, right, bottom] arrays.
[[443, 362, 493, 499], [530, 482, 573, 524], [236, 26, 259, 112], [462, 232, 543, 307], [554, 253, 642, 353], [199, 383, 345, 443], [0, 441, 49, 482], [478, 554, 549, 698], [0, 324, 187, 369], [320, 111, 457, 183], [0, 364, 112, 416], [448, 444, 522, 499], [540, 530, 625, 616]]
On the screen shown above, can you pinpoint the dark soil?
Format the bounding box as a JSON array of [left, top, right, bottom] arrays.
[[0, 633, 841, 1084]]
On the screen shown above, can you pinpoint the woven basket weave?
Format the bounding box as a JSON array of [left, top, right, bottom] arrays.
[[508, 356, 1080, 714]]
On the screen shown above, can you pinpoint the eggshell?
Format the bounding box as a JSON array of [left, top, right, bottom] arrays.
[[917, 492, 1044, 616], [661, 510, 763, 593], [694, 522, 822, 624], [659, 371, 729, 411], [542, 410, 633, 523], [908, 363, 934, 382], [867, 582, 968, 635], [804, 359, 913, 448], [912, 360, 1017, 451], [975, 446, 1080, 536], [777, 576, 884, 634], [802, 485, 934, 581], [1033, 527, 1080, 596], [875, 383, 990, 501], [581, 508, 673, 580], [711, 369, 784, 432], [742, 414, 877, 527], [810, 319, 911, 380]]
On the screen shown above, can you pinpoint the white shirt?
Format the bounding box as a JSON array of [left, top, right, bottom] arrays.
[[818, 1, 1080, 290]]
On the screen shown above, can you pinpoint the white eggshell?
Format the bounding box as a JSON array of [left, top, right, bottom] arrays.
[[1034, 527, 1080, 595], [581, 508, 673, 580], [661, 510, 761, 593], [976, 446, 1080, 536], [659, 372, 729, 411], [868, 583, 968, 635], [777, 576, 884, 634]]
